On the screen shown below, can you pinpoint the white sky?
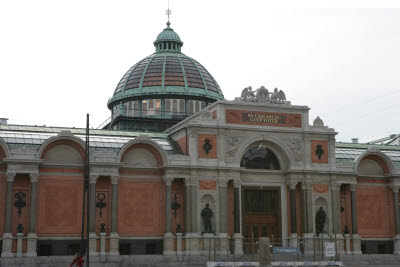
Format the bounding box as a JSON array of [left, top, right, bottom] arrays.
[[1, 0, 399, 143]]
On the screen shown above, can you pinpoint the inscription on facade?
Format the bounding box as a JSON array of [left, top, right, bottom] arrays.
[[225, 109, 302, 128]]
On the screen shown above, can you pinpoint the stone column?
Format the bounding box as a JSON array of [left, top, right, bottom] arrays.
[[331, 181, 344, 254], [350, 184, 361, 254], [288, 182, 298, 247], [109, 176, 120, 255], [233, 179, 243, 255], [184, 178, 191, 233], [218, 178, 229, 252], [27, 173, 39, 256], [391, 186, 400, 255], [189, 177, 199, 251], [302, 181, 314, 254], [331, 182, 341, 235], [89, 175, 98, 255], [1, 172, 15, 257], [163, 176, 174, 255]]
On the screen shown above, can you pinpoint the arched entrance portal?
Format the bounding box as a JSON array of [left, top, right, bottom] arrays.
[[240, 146, 282, 250]]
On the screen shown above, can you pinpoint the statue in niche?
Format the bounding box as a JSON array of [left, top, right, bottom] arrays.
[[201, 203, 213, 233], [315, 206, 327, 235], [315, 144, 324, 160]]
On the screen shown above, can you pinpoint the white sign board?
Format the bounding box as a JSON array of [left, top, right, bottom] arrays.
[[325, 242, 335, 257]]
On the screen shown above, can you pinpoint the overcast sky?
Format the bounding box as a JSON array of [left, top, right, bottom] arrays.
[[1, 0, 399, 143]]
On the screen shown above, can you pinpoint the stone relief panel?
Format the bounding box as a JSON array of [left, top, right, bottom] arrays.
[[226, 137, 239, 159], [287, 139, 303, 162], [43, 145, 83, 164], [123, 148, 158, 167]]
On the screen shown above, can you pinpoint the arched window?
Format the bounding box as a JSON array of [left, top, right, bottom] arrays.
[[201, 101, 205, 110], [148, 100, 154, 116], [179, 100, 185, 115], [195, 101, 200, 113], [155, 100, 161, 115], [142, 100, 147, 116], [172, 99, 178, 114], [240, 146, 280, 170], [165, 99, 171, 115], [189, 100, 194, 115], [133, 101, 139, 116], [128, 102, 133, 117]]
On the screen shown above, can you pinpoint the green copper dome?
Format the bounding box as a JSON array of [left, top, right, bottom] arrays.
[[107, 22, 224, 108]]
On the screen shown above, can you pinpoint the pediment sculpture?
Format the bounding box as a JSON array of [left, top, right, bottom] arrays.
[[235, 86, 288, 104]]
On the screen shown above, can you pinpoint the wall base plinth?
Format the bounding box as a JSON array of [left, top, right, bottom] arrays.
[[89, 232, 98, 255], [163, 232, 175, 255], [289, 233, 298, 247], [109, 232, 120, 256], [352, 234, 362, 255], [233, 233, 244, 255], [303, 233, 314, 254], [1, 233, 14, 257], [393, 234, 400, 255], [26, 233, 38, 257]]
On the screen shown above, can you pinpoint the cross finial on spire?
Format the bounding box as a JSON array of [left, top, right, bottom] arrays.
[[166, 0, 171, 27]]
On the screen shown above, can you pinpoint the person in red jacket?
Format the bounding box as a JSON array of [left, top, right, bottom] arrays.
[[69, 253, 84, 267]]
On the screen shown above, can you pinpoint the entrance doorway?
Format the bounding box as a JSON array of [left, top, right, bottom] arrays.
[[243, 189, 280, 246]]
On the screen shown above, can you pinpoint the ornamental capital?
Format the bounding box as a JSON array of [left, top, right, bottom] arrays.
[[184, 176, 198, 186], [218, 177, 229, 187], [390, 185, 400, 193], [330, 181, 341, 190], [29, 173, 39, 183], [233, 179, 241, 188], [350, 184, 357, 191], [287, 181, 298, 190], [111, 176, 120, 185], [163, 176, 174, 186], [6, 172, 16, 182], [89, 175, 99, 184]]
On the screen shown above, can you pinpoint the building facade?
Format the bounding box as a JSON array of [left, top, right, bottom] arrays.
[[0, 21, 400, 258]]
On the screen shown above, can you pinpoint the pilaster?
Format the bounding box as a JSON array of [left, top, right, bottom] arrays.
[[27, 173, 39, 256], [110, 175, 120, 255], [163, 176, 174, 255], [2, 172, 15, 257]]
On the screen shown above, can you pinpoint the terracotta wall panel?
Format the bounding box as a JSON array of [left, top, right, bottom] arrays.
[[12, 175, 30, 236], [198, 134, 217, 159], [0, 173, 6, 235], [227, 182, 234, 236], [95, 177, 111, 235], [295, 185, 303, 235], [340, 186, 352, 234], [357, 186, 395, 238], [118, 179, 165, 236], [37, 176, 84, 236], [171, 180, 185, 234], [177, 136, 189, 155], [199, 180, 217, 191], [311, 141, 328, 164]]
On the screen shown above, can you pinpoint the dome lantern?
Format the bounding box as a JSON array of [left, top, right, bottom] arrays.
[[153, 21, 183, 53]]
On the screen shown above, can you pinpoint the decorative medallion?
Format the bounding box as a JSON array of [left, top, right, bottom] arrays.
[[171, 193, 181, 219], [315, 144, 324, 160], [14, 192, 26, 217], [96, 193, 107, 218], [203, 138, 212, 154]]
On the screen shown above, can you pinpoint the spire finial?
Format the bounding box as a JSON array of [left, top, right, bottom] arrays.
[[166, 0, 171, 27]]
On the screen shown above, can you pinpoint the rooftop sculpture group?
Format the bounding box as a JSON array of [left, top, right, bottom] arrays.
[[235, 86, 288, 104]]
